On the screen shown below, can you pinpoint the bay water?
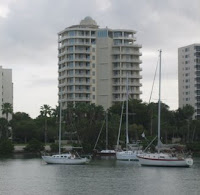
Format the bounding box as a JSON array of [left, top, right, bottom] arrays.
[[0, 155, 200, 195]]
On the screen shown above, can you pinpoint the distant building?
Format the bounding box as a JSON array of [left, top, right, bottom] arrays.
[[0, 66, 13, 121], [178, 43, 200, 119], [58, 16, 142, 110]]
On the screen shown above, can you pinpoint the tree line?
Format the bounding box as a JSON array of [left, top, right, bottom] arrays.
[[1, 100, 200, 154]]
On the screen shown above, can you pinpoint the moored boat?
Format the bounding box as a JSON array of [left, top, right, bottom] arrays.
[[116, 150, 143, 161], [116, 75, 143, 161], [42, 153, 88, 165], [42, 102, 90, 165], [96, 149, 116, 156], [137, 50, 193, 167], [137, 153, 193, 167]]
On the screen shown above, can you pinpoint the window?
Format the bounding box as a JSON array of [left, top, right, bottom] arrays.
[[97, 30, 108, 37], [185, 48, 189, 52], [68, 46, 73, 52], [113, 32, 122, 37], [195, 46, 200, 51], [93, 79, 95, 84], [92, 63, 95, 68], [92, 48, 95, 52], [93, 87, 95, 91], [92, 56, 95, 60], [93, 95, 95, 99], [69, 39, 74, 44], [69, 31, 75, 36], [92, 71, 95, 76]]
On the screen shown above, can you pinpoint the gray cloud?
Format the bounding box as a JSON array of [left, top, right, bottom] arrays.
[[0, 0, 200, 117]]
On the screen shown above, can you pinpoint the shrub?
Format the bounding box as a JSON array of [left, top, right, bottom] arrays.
[[50, 143, 59, 152], [0, 139, 14, 155], [24, 139, 44, 153], [187, 142, 200, 152]]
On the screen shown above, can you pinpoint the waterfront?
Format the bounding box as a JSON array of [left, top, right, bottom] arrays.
[[0, 156, 200, 195]]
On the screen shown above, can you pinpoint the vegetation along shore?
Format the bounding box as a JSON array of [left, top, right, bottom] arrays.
[[1, 100, 200, 156]]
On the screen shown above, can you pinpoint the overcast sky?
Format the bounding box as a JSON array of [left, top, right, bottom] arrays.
[[0, 0, 200, 118]]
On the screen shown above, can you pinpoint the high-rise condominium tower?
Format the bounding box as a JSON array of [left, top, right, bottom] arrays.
[[178, 43, 200, 119], [0, 66, 13, 121], [58, 17, 142, 110]]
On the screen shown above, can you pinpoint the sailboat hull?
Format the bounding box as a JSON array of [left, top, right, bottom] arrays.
[[116, 150, 142, 161], [137, 154, 193, 167], [42, 155, 89, 165]]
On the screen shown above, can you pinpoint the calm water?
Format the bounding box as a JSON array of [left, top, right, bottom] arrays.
[[0, 155, 200, 195]]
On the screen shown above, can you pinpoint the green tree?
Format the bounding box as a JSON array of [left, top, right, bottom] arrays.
[[0, 118, 8, 139], [1, 103, 13, 138], [0, 139, 14, 155], [175, 105, 194, 142], [1, 103, 13, 121], [24, 139, 44, 153], [40, 104, 52, 145], [13, 120, 38, 143]]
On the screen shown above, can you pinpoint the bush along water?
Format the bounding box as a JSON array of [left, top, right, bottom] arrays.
[[24, 139, 44, 153], [0, 139, 14, 156]]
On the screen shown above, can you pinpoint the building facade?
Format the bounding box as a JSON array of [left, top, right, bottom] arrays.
[[0, 66, 13, 121], [58, 17, 142, 110], [178, 43, 200, 119]]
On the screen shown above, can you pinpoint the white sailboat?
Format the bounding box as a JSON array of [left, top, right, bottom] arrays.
[[42, 103, 89, 165], [137, 50, 193, 167], [93, 111, 116, 157], [116, 75, 142, 161]]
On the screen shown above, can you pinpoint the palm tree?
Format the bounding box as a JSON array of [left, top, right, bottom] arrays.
[[40, 104, 52, 145], [1, 103, 13, 121], [1, 103, 13, 138]]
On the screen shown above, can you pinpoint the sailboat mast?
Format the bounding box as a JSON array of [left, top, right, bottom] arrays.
[[106, 110, 108, 150], [58, 102, 62, 155], [158, 50, 162, 152], [117, 101, 124, 148], [126, 74, 129, 150]]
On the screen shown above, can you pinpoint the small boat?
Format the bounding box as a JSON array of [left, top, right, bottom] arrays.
[[42, 103, 89, 165], [116, 75, 143, 161], [137, 50, 193, 167], [42, 153, 88, 165], [96, 149, 116, 156], [93, 111, 116, 158], [137, 152, 193, 167], [116, 150, 143, 161]]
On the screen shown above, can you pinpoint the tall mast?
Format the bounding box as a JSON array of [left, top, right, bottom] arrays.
[[106, 110, 108, 150], [158, 50, 162, 152], [58, 102, 62, 155], [126, 74, 129, 150], [117, 101, 124, 148]]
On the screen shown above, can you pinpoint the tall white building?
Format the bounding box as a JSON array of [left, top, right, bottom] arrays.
[[178, 43, 200, 119], [58, 17, 142, 110], [0, 66, 13, 121]]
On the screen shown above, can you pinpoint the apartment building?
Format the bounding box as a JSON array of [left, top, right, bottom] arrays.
[[178, 43, 200, 119], [58, 16, 142, 110], [0, 66, 13, 121]]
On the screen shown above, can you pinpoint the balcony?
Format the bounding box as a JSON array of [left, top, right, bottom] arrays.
[[74, 57, 91, 62], [75, 81, 91, 85], [74, 73, 91, 77], [74, 89, 91, 93], [74, 97, 91, 101]]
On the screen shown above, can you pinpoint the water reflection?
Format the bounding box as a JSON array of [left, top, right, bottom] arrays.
[[0, 156, 200, 195]]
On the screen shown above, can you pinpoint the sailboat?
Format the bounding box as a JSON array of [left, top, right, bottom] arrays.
[[42, 103, 89, 165], [116, 75, 143, 161], [93, 111, 116, 158], [137, 50, 193, 167]]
